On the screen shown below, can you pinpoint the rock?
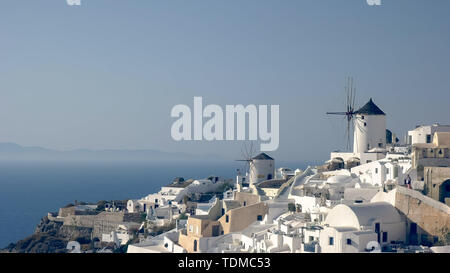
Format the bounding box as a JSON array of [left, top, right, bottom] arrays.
[[2, 216, 93, 253]]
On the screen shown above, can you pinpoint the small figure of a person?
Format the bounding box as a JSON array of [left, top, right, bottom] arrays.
[[404, 175, 412, 189]]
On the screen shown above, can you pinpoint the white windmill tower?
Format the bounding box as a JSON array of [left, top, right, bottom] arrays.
[[352, 98, 386, 154], [327, 77, 387, 155], [236, 143, 275, 188]]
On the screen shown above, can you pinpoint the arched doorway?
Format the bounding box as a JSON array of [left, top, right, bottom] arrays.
[[439, 179, 450, 203]]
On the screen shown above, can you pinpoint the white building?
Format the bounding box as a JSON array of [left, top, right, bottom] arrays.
[[350, 156, 411, 187], [329, 98, 388, 166], [353, 98, 387, 154], [319, 202, 406, 253], [407, 123, 450, 145], [101, 224, 135, 246], [141, 176, 232, 212], [127, 199, 141, 213], [127, 230, 186, 253], [249, 153, 275, 184]]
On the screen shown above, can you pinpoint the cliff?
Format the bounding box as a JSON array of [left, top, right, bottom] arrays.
[[1, 216, 93, 253]]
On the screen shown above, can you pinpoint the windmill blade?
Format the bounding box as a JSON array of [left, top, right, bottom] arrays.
[[238, 141, 257, 175], [327, 111, 347, 114], [347, 117, 351, 150], [327, 77, 358, 151], [352, 81, 356, 112]]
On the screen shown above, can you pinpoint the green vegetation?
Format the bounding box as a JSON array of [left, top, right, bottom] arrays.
[[178, 213, 188, 220]]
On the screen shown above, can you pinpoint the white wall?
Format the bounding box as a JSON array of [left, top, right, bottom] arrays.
[[319, 227, 378, 253], [249, 159, 274, 184], [408, 125, 450, 145], [354, 114, 386, 154], [351, 161, 385, 186]]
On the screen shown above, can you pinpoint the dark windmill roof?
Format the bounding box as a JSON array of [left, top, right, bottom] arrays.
[[355, 98, 385, 115], [252, 153, 274, 160]]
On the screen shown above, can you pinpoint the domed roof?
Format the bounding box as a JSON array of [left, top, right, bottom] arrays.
[[325, 202, 402, 228], [326, 175, 353, 184]]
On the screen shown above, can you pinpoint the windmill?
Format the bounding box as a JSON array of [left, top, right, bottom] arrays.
[[236, 142, 257, 176], [326, 77, 358, 150]]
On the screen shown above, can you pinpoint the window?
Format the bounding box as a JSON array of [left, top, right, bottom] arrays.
[[375, 168, 378, 174], [347, 239, 352, 245], [375, 223, 381, 243], [257, 215, 263, 221], [329, 237, 334, 246], [364, 122, 367, 127], [243, 201, 246, 206], [375, 223, 380, 233], [226, 215, 229, 223], [408, 135, 412, 145], [382, 232, 388, 242], [193, 240, 198, 252], [309, 236, 314, 242], [426, 134, 432, 143], [361, 116, 365, 120], [378, 143, 383, 148]]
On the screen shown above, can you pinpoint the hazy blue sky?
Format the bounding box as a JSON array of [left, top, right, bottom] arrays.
[[1, 0, 449, 162]]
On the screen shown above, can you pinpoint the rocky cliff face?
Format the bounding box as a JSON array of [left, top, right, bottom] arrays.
[[2, 216, 93, 253]]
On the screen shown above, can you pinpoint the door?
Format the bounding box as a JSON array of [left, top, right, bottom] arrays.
[[410, 223, 418, 245], [212, 225, 220, 237]]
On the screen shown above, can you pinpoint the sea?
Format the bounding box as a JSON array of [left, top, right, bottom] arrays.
[[0, 159, 310, 248]]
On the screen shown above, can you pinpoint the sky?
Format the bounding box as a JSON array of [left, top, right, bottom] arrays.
[[0, 0, 449, 162]]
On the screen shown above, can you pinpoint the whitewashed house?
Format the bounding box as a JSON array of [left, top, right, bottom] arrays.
[[319, 202, 405, 253], [407, 123, 450, 145]]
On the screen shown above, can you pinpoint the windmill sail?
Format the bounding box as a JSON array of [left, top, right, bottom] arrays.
[[326, 77, 357, 150]]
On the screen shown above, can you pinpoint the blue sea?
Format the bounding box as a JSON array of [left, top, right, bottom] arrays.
[[0, 159, 309, 248]]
